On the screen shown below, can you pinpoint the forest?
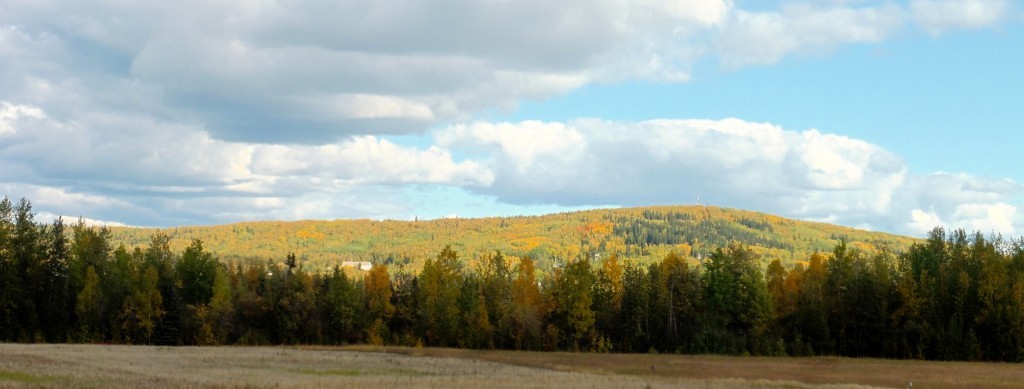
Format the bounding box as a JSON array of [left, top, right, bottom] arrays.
[[2, 196, 1024, 362], [103, 203, 917, 274]]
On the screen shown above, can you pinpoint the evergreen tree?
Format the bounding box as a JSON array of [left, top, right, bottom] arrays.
[[0, 197, 15, 340], [619, 261, 652, 352], [177, 239, 217, 307], [319, 267, 362, 344], [417, 246, 463, 346], [699, 244, 773, 355], [39, 217, 72, 341], [13, 198, 41, 339], [479, 251, 513, 348]]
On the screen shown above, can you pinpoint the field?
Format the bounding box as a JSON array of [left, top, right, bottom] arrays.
[[2, 344, 1023, 388]]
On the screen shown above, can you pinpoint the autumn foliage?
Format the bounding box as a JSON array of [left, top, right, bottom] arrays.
[[3, 196, 1024, 362]]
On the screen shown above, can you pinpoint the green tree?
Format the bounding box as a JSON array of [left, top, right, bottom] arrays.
[[699, 244, 774, 355], [76, 266, 104, 342], [547, 257, 596, 351], [479, 251, 513, 348], [417, 246, 463, 346], [825, 241, 859, 355], [793, 252, 831, 355], [0, 197, 15, 340], [145, 233, 181, 346], [457, 274, 492, 348], [13, 198, 41, 339], [389, 271, 419, 346], [119, 265, 164, 344], [967, 235, 1019, 361], [39, 217, 72, 341], [232, 262, 271, 345], [319, 267, 362, 344], [176, 239, 217, 307], [208, 264, 235, 344], [107, 246, 136, 341], [650, 250, 699, 352], [69, 221, 114, 340], [619, 261, 652, 352], [266, 263, 319, 344]]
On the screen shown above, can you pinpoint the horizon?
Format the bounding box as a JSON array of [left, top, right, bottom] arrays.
[[42, 203, 917, 241], [2, 1, 1022, 237]]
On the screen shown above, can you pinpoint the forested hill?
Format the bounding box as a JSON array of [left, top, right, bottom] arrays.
[[108, 205, 917, 272]]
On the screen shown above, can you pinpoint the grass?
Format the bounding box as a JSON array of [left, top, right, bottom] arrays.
[[0, 370, 57, 385], [292, 367, 425, 377], [2, 343, 1022, 388], [293, 368, 362, 376]]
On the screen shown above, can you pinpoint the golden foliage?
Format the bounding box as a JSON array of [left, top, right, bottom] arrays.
[[106, 205, 920, 272]]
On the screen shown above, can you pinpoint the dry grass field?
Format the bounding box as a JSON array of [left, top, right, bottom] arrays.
[[1, 344, 1022, 388]]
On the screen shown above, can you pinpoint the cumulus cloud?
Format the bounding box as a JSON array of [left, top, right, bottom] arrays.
[[436, 118, 1022, 236], [0, 0, 1019, 233], [901, 173, 1023, 234], [0, 102, 492, 226], [4, 0, 1011, 144], [1, 0, 735, 143], [4, 100, 1022, 235], [249, 137, 492, 187], [437, 119, 897, 212]]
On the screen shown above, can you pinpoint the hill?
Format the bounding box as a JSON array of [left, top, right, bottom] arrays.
[[107, 205, 918, 273]]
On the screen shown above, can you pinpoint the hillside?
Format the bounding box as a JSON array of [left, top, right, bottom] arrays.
[[107, 205, 918, 273]]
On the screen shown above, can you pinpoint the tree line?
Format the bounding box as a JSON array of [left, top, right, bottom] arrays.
[[2, 196, 1024, 361]]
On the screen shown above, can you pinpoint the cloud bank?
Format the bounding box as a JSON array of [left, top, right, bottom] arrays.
[[3, 100, 1021, 235], [436, 119, 1022, 235], [0, 0, 1020, 235], [2, 0, 1013, 142]]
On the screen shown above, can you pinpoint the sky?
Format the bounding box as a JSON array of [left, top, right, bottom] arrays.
[[1, 0, 1022, 237]]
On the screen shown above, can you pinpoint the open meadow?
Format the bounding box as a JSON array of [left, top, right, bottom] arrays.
[[2, 344, 1023, 388]]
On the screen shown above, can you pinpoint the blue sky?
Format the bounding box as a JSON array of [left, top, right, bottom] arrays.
[[1, 0, 1022, 236], [505, 26, 1024, 178]]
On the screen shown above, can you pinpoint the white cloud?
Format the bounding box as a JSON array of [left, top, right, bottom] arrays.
[[0, 102, 498, 226], [436, 118, 905, 211], [0, 1, 1020, 233], [716, 3, 905, 67], [435, 118, 1021, 236], [909, 208, 945, 234], [250, 136, 493, 187], [3, 105, 1021, 235], [0, 182, 146, 226], [900, 172, 1023, 234], [951, 202, 1016, 234], [310, 94, 435, 120], [0, 0, 1015, 146], [0, 101, 45, 137], [35, 212, 129, 228], [436, 121, 587, 175], [911, 0, 1010, 35], [19, 0, 676, 141]]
